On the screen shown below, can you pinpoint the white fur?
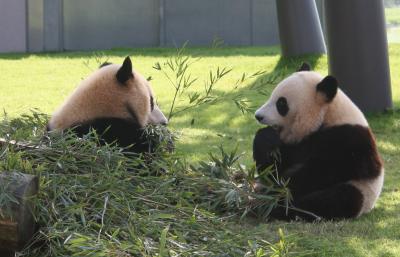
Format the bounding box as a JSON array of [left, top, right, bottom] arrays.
[[255, 71, 367, 143], [351, 169, 384, 216], [49, 64, 167, 130], [149, 105, 168, 125], [255, 71, 383, 216]]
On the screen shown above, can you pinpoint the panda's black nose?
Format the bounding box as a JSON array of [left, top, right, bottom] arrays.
[[255, 114, 263, 122]]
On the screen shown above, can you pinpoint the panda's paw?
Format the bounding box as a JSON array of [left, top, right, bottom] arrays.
[[254, 127, 281, 146], [253, 127, 282, 171]]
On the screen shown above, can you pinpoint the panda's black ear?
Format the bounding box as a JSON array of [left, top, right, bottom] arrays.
[[116, 56, 134, 84], [316, 75, 338, 102], [297, 62, 311, 72]]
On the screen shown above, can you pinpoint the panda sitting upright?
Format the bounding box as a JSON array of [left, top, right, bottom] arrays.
[[253, 63, 384, 221], [47, 56, 168, 154]]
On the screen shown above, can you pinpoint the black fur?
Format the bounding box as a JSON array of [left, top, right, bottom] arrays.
[[150, 96, 154, 111], [71, 118, 152, 154], [253, 127, 281, 171], [116, 57, 134, 84], [269, 183, 364, 221], [317, 76, 338, 102], [297, 62, 311, 72], [253, 124, 382, 220], [276, 97, 289, 116]]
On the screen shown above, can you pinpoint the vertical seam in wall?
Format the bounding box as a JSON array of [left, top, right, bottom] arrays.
[[25, 0, 29, 52], [250, 0, 254, 46], [43, 0, 47, 51], [217, 0, 222, 42], [40, 0, 44, 52], [163, 0, 167, 46], [60, 0, 64, 50], [159, 0, 164, 47]]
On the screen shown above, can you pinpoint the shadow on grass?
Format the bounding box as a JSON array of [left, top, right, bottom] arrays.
[[170, 54, 324, 162], [2, 47, 400, 256], [170, 51, 399, 163], [169, 52, 400, 256], [0, 46, 324, 163], [265, 109, 400, 257]]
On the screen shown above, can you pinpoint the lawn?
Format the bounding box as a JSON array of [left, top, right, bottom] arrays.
[[386, 7, 400, 26], [1, 45, 400, 256], [386, 7, 400, 42]]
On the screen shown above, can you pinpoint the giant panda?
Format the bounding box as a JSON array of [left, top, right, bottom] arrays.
[[47, 56, 168, 154], [253, 63, 384, 221]]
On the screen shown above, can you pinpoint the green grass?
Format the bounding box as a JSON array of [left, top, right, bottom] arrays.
[[386, 7, 400, 25], [1, 45, 400, 256], [387, 26, 400, 43], [386, 8, 400, 42]]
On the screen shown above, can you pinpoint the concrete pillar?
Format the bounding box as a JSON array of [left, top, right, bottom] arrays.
[[315, 0, 325, 32], [43, 0, 63, 51], [324, 0, 392, 112], [276, 0, 326, 57]]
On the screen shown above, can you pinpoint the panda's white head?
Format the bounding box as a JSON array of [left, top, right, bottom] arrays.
[[48, 57, 167, 130], [255, 63, 368, 143]]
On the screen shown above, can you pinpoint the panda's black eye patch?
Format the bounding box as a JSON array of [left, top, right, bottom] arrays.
[[276, 97, 289, 116], [150, 96, 154, 111]]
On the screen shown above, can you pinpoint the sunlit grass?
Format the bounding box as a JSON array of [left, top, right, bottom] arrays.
[[386, 7, 400, 43], [1, 45, 400, 256], [386, 7, 400, 25]]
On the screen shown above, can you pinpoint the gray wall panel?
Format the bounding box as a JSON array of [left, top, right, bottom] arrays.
[[1, 0, 283, 53], [0, 0, 27, 53], [44, 0, 63, 51], [252, 0, 280, 45], [28, 0, 44, 52], [165, 0, 279, 47], [219, 0, 252, 45], [63, 0, 159, 50], [164, 0, 220, 46]]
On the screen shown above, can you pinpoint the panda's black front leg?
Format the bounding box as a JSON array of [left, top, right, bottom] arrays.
[[253, 127, 282, 171]]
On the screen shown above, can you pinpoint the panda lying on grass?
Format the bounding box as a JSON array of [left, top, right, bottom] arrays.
[[47, 56, 169, 154], [253, 63, 384, 221]]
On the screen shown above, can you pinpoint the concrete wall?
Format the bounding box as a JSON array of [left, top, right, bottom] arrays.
[[163, 0, 279, 47], [62, 0, 279, 50], [0, 0, 325, 52], [253, 0, 280, 45], [63, 0, 160, 50], [43, 0, 63, 51], [0, 0, 27, 53], [27, 0, 44, 52]]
